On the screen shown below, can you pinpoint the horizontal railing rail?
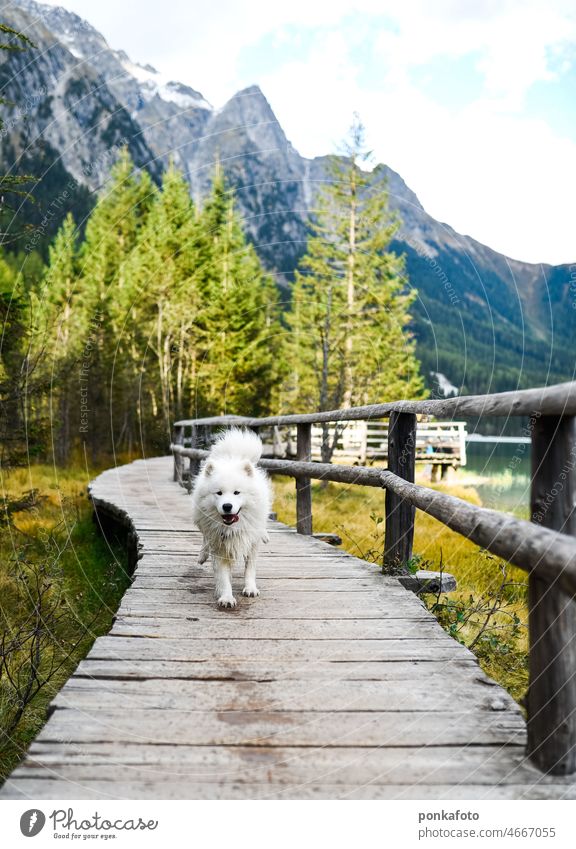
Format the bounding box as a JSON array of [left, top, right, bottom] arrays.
[[174, 380, 576, 427], [171, 381, 576, 777]]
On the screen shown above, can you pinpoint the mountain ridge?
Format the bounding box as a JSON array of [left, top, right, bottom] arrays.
[[1, 0, 574, 395]]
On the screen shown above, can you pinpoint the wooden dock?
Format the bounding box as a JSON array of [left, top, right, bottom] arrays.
[[1, 456, 575, 800]]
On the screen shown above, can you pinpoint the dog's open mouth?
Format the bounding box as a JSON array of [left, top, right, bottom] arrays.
[[221, 512, 240, 525]]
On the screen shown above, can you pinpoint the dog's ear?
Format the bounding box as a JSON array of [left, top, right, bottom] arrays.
[[243, 461, 253, 477], [204, 461, 214, 476]]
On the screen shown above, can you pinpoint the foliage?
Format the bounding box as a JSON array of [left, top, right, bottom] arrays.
[[192, 166, 284, 417], [0, 465, 130, 779], [284, 117, 426, 460], [2, 153, 284, 465], [0, 24, 34, 52], [420, 550, 526, 698]]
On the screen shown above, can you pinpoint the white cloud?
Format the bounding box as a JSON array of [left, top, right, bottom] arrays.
[[37, 0, 576, 262], [256, 0, 576, 263], [372, 94, 576, 264]]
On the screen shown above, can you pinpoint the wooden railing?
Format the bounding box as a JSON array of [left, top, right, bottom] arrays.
[[171, 381, 576, 776], [270, 420, 467, 468]]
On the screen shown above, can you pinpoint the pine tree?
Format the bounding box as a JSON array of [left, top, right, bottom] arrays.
[[119, 161, 200, 443], [0, 257, 27, 464], [285, 117, 426, 460], [19, 156, 286, 461], [194, 168, 283, 416], [75, 150, 155, 458], [35, 213, 79, 462]]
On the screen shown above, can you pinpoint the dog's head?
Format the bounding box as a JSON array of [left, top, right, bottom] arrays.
[[201, 458, 255, 527]]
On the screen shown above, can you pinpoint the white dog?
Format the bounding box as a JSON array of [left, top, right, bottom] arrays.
[[191, 428, 271, 608]]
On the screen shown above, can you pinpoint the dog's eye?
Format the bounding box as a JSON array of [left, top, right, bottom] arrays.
[[234, 490, 240, 495], [216, 491, 223, 496]]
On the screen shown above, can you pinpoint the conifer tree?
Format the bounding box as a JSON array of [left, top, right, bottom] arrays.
[[0, 258, 25, 462], [194, 168, 282, 416], [75, 150, 155, 458], [14, 154, 287, 462], [36, 213, 79, 461], [285, 117, 426, 460], [119, 161, 200, 441]]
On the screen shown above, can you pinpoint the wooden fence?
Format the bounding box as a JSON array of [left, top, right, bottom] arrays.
[[171, 381, 576, 776]]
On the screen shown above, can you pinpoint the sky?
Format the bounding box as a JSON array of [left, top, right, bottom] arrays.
[[40, 0, 576, 265]]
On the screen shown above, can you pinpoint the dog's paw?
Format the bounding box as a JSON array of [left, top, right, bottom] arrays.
[[217, 595, 237, 609], [261, 532, 270, 544], [242, 586, 260, 598]]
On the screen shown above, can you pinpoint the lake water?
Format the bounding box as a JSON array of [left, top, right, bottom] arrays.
[[461, 440, 531, 518]]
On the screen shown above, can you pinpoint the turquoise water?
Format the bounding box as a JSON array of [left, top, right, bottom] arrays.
[[461, 441, 531, 517]]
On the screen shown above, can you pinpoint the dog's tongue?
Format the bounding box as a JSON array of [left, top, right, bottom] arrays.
[[223, 513, 240, 525]]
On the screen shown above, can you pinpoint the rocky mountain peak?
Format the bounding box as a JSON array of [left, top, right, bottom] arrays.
[[213, 85, 287, 146]]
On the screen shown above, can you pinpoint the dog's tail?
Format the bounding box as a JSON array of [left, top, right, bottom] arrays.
[[211, 428, 263, 463]]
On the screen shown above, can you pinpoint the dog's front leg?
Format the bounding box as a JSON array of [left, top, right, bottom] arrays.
[[242, 547, 260, 598], [213, 556, 236, 608], [198, 539, 209, 565]]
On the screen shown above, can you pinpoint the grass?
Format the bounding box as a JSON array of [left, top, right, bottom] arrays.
[[272, 470, 529, 703], [0, 463, 130, 781]]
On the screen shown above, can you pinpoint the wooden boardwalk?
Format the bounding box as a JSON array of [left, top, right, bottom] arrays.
[[1, 456, 575, 799]]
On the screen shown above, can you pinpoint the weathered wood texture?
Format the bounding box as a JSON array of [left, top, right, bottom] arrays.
[[296, 423, 312, 535], [379, 471, 576, 597], [384, 412, 416, 571], [527, 415, 576, 774], [172, 424, 184, 483], [1, 456, 574, 800], [175, 380, 576, 426]]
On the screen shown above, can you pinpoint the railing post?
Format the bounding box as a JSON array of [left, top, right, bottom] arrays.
[[296, 422, 312, 535], [173, 424, 184, 483], [186, 425, 200, 491], [527, 414, 576, 774], [384, 411, 417, 571]]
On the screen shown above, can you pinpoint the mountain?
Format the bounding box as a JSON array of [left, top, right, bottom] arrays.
[[1, 0, 574, 397]]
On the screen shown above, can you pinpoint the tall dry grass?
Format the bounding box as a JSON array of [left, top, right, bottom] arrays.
[[0, 464, 130, 780]]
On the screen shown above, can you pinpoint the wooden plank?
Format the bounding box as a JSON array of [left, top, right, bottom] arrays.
[[15, 743, 570, 786], [36, 708, 525, 747], [118, 588, 420, 603], [110, 617, 442, 640], [88, 636, 472, 662], [130, 571, 403, 588], [131, 569, 392, 582], [3, 777, 574, 800], [116, 602, 427, 620], [52, 677, 519, 713], [72, 658, 480, 681]]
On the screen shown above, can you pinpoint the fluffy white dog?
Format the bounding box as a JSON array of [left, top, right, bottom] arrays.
[[191, 428, 271, 608]]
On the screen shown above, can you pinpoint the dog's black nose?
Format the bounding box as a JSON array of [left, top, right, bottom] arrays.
[[222, 503, 233, 513]]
